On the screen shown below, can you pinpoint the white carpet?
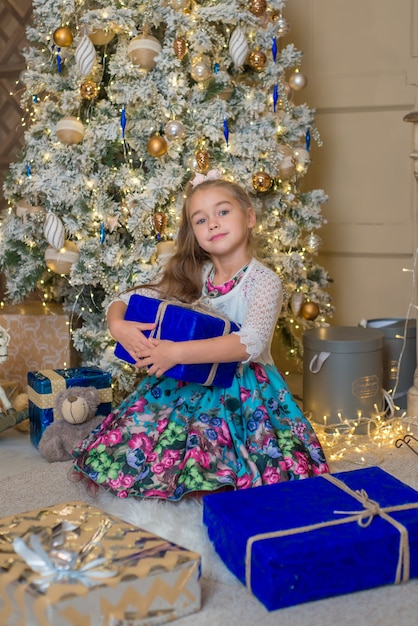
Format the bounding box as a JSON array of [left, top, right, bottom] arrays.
[[3, 430, 418, 625]]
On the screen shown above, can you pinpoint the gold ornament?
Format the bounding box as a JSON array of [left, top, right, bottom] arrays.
[[195, 149, 210, 173], [252, 171, 272, 192], [173, 37, 187, 60], [293, 146, 311, 174], [45, 240, 79, 275], [147, 134, 168, 157], [56, 116, 85, 145], [171, 0, 190, 9], [80, 79, 99, 100], [89, 29, 115, 46], [127, 34, 162, 70], [153, 212, 167, 236], [277, 145, 296, 179], [248, 49, 267, 72], [53, 26, 73, 47], [301, 301, 320, 321], [15, 199, 45, 219], [283, 82, 293, 100], [289, 70, 308, 90], [249, 0, 267, 17]]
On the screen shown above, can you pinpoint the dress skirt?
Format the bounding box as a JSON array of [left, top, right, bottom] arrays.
[[71, 362, 329, 500]]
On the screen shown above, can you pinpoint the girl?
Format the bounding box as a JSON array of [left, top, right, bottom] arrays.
[[72, 174, 329, 499]]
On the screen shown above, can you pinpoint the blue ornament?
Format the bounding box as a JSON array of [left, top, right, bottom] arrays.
[[273, 84, 278, 112], [305, 128, 311, 152], [100, 222, 106, 244], [57, 47, 62, 73], [272, 37, 277, 62], [223, 118, 229, 146], [121, 106, 126, 139], [214, 62, 220, 74], [26, 162, 31, 177]]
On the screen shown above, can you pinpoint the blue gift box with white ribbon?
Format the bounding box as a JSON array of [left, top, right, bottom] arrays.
[[28, 367, 112, 448], [114, 294, 240, 387], [203, 467, 418, 611]]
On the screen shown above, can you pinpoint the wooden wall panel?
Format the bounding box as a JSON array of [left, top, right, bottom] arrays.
[[0, 0, 32, 212], [284, 0, 418, 326]]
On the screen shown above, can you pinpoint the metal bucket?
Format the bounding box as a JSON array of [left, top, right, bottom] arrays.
[[303, 326, 384, 425], [363, 318, 416, 409]]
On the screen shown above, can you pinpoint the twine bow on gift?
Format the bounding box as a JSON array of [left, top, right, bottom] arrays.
[[13, 534, 117, 592], [245, 473, 418, 596], [149, 299, 236, 386]]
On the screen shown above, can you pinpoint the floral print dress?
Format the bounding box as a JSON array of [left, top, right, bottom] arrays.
[[72, 264, 329, 500]]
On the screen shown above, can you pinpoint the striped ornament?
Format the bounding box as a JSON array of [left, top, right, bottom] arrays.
[[229, 27, 249, 68], [43, 212, 65, 250], [75, 35, 96, 76]]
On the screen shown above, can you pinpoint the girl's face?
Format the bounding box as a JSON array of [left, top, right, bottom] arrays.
[[188, 186, 256, 261]]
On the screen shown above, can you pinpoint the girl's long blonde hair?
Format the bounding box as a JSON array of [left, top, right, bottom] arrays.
[[147, 178, 255, 303]]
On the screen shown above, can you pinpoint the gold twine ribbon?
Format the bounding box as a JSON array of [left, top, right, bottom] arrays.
[[27, 370, 113, 413], [245, 473, 418, 595], [150, 300, 232, 386]]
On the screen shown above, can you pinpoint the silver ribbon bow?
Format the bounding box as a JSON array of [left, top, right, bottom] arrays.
[[13, 534, 117, 592]]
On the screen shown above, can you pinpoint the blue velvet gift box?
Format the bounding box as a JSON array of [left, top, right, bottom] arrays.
[[28, 367, 112, 448], [114, 294, 240, 387], [203, 466, 418, 611]]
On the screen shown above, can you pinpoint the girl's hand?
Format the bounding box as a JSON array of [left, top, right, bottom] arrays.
[[109, 319, 156, 363], [138, 339, 179, 377]]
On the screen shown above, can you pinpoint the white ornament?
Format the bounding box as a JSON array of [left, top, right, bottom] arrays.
[[291, 292, 304, 316], [15, 199, 45, 219], [0, 325, 10, 365], [45, 241, 79, 275], [229, 27, 249, 68], [76, 35, 96, 76], [127, 35, 162, 70], [43, 212, 65, 250], [56, 116, 85, 144]]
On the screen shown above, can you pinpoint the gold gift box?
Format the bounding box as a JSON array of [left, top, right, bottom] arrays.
[[0, 500, 201, 626], [0, 303, 78, 392]]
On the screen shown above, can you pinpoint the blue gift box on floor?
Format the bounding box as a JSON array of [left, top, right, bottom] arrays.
[[28, 367, 112, 448], [114, 294, 240, 387], [203, 467, 418, 611]]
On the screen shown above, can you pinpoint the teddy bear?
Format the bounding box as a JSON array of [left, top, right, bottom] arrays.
[[38, 386, 105, 462]]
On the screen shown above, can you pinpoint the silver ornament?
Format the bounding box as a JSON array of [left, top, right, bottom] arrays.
[[190, 55, 212, 82], [304, 232, 322, 254], [164, 119, 186, 140], [276, 16, 291, 37]]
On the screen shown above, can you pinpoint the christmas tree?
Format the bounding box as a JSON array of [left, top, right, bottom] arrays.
[[0, 0, 333, 393]]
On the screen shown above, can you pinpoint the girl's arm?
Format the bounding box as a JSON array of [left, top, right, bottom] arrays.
[[107, 300, 156, 362], [140, 266, 282, 376]]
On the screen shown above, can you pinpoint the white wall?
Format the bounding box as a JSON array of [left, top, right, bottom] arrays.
[[284, 0, 418, 326]]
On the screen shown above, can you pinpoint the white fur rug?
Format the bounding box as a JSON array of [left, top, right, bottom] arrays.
[[98, 490, 239, 585]]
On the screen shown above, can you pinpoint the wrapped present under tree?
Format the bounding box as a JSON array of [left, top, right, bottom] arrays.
[[203, 466, 418, 611]]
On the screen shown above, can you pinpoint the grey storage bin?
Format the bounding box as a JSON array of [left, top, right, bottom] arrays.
[[303, 326, 384, 426], [364, 318, 416, 410]]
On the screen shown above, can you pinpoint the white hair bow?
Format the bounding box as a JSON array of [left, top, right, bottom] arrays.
[[190, 169, 222, 187]]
